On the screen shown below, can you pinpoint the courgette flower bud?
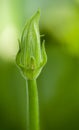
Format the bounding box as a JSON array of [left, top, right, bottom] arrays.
[[16, 10, 47, 79]]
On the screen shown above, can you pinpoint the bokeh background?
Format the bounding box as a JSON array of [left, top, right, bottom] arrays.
[[0, 0, 79, 130]]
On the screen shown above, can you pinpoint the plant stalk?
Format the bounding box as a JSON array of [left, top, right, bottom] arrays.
[[27, 79, 39, 130]]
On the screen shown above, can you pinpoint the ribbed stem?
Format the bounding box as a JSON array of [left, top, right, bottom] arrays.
[[27, 79, 39, 130]]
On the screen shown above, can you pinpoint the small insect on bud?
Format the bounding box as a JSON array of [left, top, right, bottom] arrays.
[[16, 10, 47, 80]]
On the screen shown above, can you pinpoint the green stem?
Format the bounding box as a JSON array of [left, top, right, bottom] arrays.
[[27, 79, 39, 130]]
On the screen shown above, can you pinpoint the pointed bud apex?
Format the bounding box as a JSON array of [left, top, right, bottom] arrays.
[[16, 10, 47, 79]]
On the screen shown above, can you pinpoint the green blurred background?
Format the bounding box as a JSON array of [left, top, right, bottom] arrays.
[[0, 0, 79, 129]]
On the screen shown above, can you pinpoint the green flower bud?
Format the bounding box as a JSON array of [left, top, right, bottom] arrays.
[[16, 10, 47, 80]]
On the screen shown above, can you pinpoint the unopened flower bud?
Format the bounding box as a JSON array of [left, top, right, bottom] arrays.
[[16, 10, 47, 79]]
